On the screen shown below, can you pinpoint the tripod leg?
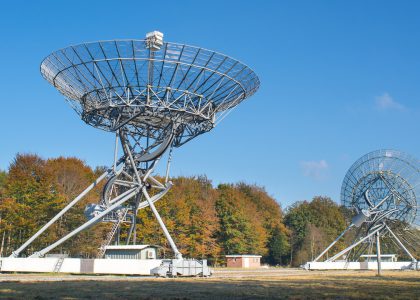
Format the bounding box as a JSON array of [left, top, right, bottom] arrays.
[[10, 169, 113, 257], [376, 232, 382, 276], [143, 187, 182, 259], [327, 225, 384, 262], [29, 187, 137, 257], [385, 224, 417, 262], [314, 224, 354, 262]]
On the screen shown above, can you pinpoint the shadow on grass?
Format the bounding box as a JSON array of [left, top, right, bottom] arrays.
[[0, 275, 419, 299]]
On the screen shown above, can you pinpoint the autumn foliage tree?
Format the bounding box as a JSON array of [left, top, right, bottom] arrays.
[[0, 154, 108, 257], [0, 153, 350, 267], [136, 176, 220, 261], [284, 196, 346, 266]]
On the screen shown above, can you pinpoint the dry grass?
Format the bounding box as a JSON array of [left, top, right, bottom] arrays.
[[0, 269, 419, 299]]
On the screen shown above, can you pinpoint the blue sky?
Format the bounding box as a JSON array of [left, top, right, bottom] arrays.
[[0, 1, 419, 208]]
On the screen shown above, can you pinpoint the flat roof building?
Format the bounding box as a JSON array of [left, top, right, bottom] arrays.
[[103, 245, 159, 260], [226, 255, 262, 268]]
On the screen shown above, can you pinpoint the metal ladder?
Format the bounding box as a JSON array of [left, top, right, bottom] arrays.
[[97, 208, 129, 258], [53, 256, 65, 273]]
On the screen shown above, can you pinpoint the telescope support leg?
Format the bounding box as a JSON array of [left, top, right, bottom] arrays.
[[327, 225, 384, 262], [313, 224, 354, 262], [385, 224, 417, 262], [29, 187, 137, 257], [143, 187, 182, 259], [10, 168, 113, 257], [376, 232, 382, 276]]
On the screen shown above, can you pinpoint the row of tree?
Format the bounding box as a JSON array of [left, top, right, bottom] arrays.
[[2, 153, 408, 266]]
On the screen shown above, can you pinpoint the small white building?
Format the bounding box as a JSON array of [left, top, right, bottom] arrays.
[[103, 245, 159, 260]]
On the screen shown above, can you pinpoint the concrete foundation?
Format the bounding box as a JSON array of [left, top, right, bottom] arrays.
[[0, 257, 163, 275], [303, 261, 419, 270]]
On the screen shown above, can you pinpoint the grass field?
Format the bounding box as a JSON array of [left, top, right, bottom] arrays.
[[0, 269, 419, 299]]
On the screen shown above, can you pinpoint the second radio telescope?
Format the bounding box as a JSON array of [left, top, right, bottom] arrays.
[[307, 149, 420, 272], [341, 149, 420, 228]]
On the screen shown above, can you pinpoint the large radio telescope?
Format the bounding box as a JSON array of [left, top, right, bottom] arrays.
[[11, 31, 260, 262], [311, 149, 420, 272], [341, 149, 420, 229]]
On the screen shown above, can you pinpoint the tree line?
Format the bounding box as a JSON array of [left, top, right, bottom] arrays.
[[1, 154, 416, 266]]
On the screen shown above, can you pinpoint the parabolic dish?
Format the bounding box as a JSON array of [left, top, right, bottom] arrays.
[[341, 149, 420, 227], [40, 39, 260, 145]]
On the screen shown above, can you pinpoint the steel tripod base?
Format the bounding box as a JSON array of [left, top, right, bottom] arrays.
[[11, 134, 183, 260]]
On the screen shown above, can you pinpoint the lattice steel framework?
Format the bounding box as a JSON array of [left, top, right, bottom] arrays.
[[312, 150, 420, 273], [11, 32, 260, 260], [40, 38, 260, 146], [341, 149, 420, 227]]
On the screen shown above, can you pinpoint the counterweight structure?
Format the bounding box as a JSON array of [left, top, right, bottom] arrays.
[[306, 150, 420, 272], [8, 32, 260, 275]]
